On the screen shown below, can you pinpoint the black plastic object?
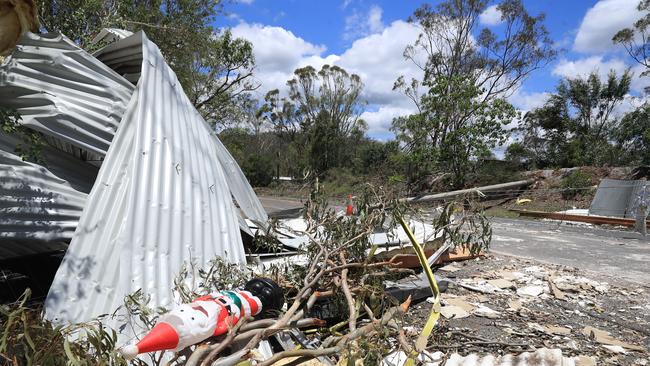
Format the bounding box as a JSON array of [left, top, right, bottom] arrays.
[[244, 277, 284, 316]]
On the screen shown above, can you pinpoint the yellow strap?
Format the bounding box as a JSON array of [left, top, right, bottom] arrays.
[[398, 217, 441, 365]]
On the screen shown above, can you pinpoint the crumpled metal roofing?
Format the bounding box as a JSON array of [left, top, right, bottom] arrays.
[[45, 31, 247, 325], [92, 32, 269, 226], [383, 349, 577, 366], [0, 132, 96, 247], [90, 28, 134, 45], [590, 178, 650, 218], [0, 149, 86, 242], [0, 32, 135, 156], [1, 30, 267, 261]]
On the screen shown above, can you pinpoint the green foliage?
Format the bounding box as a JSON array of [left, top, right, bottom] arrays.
[[561, 170, 593, 200], [0, 108, 46, 164], [259, 65, 366, 175], [393, 74, 517, 189], [613, 0, 650, 82], [514, 70, 632, 168], [0, 289, 129, 366], [614, 103, 650, 165], [37, 0, 256, 128], [219, 128, 279, 187], [241, 154, 275, 187], [393, 0, 554, 190]]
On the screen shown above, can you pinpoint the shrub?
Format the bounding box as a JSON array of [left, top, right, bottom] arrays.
[[561, 170, 593, 199], [242, 154, 275, 187]]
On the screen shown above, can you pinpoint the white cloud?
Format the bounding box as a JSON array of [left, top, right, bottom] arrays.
[[230, 23, 327, 92], [360, 106, 413, 137], [508, 90, 550, 112], [479, 5, 503, 26], [574, 0, 641, 53], [338, 21, 423, 107], [237, 0, 254, 4], [553, 57, 650, 95], [230, 20, 423, 138], [553, 56, 628, 80], [343, 5, 385, 41]]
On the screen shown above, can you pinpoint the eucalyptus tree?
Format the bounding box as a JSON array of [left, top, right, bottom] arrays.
[[259, 65, 366, 174], [513, 70, 632, 167], [392, 0, 555, 188], [613, 0, 650, 81]]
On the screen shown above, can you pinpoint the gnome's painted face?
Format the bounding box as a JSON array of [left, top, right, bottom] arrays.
[[159, 300, 221, 351]]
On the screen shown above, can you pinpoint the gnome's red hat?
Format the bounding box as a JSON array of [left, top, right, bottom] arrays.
[[120, 322, 180, 359]]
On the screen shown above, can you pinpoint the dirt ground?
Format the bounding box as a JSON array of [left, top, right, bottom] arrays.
[[403, 254, 650, 365]]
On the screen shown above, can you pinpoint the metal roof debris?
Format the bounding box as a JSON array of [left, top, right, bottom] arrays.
[[0, 32, 135, 156], [0, 132, 98, 247], [44, 31, 249, 325], [589, 178, 650, 218]]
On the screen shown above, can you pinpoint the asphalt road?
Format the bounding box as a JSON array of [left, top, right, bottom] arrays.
[[490, 217, 650, 284], [259, 196, 650, 284]]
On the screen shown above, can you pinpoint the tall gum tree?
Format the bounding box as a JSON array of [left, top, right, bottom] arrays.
[[392, 0, 556, 189]]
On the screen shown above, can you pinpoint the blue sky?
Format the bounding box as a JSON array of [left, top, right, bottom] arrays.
[[218, 0, 648, 141]]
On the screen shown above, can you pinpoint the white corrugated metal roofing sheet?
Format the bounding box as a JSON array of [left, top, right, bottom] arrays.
[[1, 30, 268, 261], [45, 31, 247, 325], [0, 32, 135, 156], [383, 349, 577, 366], [0, 150, 86, 241]]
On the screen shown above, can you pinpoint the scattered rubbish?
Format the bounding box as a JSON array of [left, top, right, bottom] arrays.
[[548, 277, 567, 300], [602, 345, 627, 354], [385, 348, 577, 366], [458, 279, 502, 294], [544, 325, 572, 335], [472, 304, 501, 319], [487, 278, 514, 289], [575, 356, 597, 366], [507, 299, 523, 311], [440, 305, 470, 319], [516, 285, 545, 297], [438, 263, 462, 272], [581, 326, 646, 351], [515, 198, 532, 205]]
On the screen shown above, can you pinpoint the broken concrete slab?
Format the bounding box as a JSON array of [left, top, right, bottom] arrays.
[[581, 326, 646, 352], [487, 278, 515, 289], [517, 285, 545, 297]]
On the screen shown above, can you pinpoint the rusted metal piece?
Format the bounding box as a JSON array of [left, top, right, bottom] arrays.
[[511, 209, 650, 229]]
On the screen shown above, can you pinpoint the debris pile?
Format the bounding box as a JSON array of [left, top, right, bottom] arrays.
[[403, 255, 649, 365]]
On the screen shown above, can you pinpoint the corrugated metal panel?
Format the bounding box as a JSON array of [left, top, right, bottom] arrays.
[[45, 32, 246, 325], [0, 32, 135, 156], [383, 349, 576, 366], [94, 34, 269, 225], [91, 28, 134, 45], [590, 179, 650, 218], [0, 147, 88, 244], [93, 32, 144, 85], [213, 136, 268, 225], [0, 131, 98, 253]]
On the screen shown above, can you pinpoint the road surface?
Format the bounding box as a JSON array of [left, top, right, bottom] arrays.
[[259, 196, 650, 284], [490, 217, 650, 284]]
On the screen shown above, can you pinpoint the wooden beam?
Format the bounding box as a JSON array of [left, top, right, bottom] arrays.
[[511, 209, 650, 229]]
